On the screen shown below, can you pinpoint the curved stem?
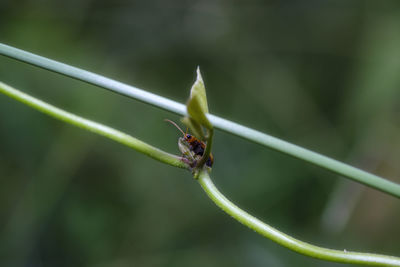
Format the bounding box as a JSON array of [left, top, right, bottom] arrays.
[[1, 43, 400, 198], [1, 66, 399, 266], [197, 170, 400, 266], [0, 81, 188, 170]]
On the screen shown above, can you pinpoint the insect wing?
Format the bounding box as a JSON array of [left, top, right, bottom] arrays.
[[178, 137, 196, 161]]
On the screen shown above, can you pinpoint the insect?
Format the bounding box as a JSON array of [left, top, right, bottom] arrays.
[[165, 119, 213, 168]]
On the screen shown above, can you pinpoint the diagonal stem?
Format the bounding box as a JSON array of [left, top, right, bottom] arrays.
[[0, 81, 189, 170], [0, 42, 399, 198]]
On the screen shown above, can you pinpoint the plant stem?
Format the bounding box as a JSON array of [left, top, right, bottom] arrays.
[[208, 115, 400, 198], [0, 81, 188, 170], [197, 170, 400, 266], [1, 43, 400, 198], [1, 74, 400, 266]]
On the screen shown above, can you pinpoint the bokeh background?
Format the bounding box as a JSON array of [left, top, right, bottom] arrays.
[[1, 1, 400, 266]]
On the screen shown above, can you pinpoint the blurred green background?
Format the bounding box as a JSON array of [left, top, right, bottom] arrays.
[[1, 1, 399, 266]]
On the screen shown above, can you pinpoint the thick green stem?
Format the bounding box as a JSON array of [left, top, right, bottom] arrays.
[[1, 43, 399, 197], [197, 170, 400, 266], [0, 81, 188, 170]]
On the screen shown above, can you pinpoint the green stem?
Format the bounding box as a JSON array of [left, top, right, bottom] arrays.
[[1, 43, 400, 198], [197, 170, 400, 266], [0, 81, 188, 170], [1, 73, 399, 266], [208, 116, 400, 198]]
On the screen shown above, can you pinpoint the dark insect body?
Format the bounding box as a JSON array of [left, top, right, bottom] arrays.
[[165, 119, 214, 168], [185, 134, 214, 167]]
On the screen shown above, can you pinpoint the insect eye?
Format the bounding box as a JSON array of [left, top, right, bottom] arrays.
[[186, 134, 192, 139]]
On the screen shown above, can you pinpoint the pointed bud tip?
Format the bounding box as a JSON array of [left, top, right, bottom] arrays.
[[196, 66, 203, 83]]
